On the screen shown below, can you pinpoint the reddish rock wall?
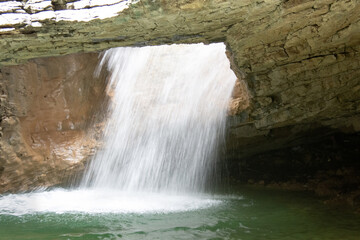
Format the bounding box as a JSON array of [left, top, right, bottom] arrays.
[[0, 53, 107, 192]]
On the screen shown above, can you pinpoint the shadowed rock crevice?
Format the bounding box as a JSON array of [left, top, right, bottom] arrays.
[[224, 131, 360, 211]]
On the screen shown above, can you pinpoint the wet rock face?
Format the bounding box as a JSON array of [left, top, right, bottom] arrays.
[[227, 0, 360, 127], [225, 0, 360, 157], [0, 53, 108, 193]]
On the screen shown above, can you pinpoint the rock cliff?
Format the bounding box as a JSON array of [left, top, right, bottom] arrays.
[[0, 53, 108, 192]]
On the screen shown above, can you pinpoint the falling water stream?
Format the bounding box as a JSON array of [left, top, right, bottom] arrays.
[[0, 43, 235, 214], [1, 43, 360, 239], [82, 43, 235, 192]]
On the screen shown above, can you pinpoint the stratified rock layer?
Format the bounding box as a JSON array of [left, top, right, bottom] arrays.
[[226, 0, 360, 158]]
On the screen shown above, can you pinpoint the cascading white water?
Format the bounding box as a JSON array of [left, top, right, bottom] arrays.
[[0, 43, 236, 215], [82, 43, 236, 193]]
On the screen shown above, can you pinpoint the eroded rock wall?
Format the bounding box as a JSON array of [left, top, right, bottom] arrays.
[[226, 0, 360, 158], [0, 0, 250, 65], [0, 53, 107, 192]]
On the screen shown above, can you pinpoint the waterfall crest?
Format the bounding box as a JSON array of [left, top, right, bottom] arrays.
[[81, 43, 236, 193]]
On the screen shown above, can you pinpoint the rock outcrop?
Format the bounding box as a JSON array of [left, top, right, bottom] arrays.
[[0, 53, 107, 192], [226, 0, 360, 159], [0, 0, 359, 193]]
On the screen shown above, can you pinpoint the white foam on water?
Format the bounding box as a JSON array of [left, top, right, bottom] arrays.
[[0, 189, 221, 215]]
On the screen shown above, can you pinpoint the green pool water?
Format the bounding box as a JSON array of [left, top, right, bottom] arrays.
[[0, 187, 359, 240]]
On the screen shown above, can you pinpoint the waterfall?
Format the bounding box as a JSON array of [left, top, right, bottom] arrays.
[[81, 43, 236, 193], [0, 43, 236, 215]]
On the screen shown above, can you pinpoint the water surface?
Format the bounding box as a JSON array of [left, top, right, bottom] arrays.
[[1, 187, 359, 240]]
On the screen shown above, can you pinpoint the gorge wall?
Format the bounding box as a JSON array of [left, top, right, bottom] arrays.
[[0, 0, 360, 194], [0, 53, 108, 192]]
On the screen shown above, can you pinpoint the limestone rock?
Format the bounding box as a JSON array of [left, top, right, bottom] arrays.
[[0, 53, 108, 193]]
